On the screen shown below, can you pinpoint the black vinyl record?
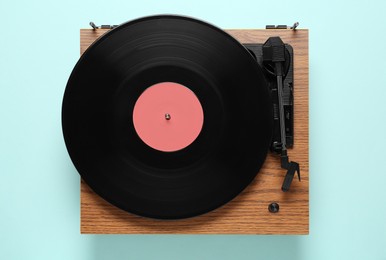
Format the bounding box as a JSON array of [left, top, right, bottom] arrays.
[[62, 15, 273, 219]]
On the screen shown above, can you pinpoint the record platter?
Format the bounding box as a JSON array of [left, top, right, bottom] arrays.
[[62, 15, 309, 234]]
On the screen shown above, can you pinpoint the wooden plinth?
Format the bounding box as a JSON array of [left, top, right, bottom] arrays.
[[79, 28, 309, 234]]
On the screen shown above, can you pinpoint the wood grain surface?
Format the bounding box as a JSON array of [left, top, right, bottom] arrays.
[[79, 28, 309, 234]]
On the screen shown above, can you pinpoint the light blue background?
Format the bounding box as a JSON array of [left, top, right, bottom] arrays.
[[1, 0, 386, 259]]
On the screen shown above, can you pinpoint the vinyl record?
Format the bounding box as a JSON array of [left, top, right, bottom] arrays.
[[62, 15, 273, 219]]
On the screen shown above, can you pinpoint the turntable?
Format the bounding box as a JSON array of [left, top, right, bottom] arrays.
[[62, 15, 309, 234]]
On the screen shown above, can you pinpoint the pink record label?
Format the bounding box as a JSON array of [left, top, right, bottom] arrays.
[[133, 82, 204, 152]]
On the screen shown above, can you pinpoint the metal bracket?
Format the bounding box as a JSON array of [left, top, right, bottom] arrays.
[[89, 21, 118, 30], [266, 22, 299, 30], [290, 22, 299, 30]]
